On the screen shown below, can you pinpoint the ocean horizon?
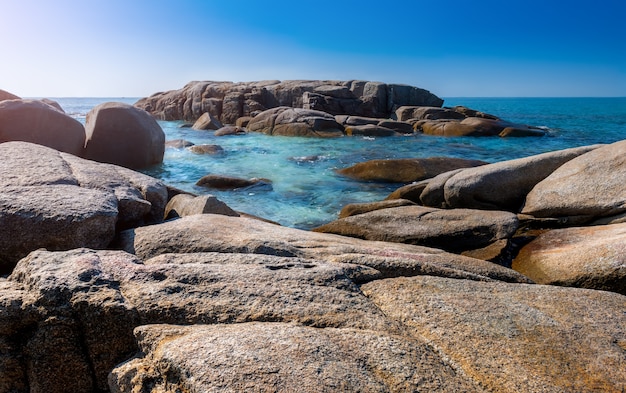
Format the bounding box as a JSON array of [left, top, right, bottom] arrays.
[[41, 96, 626, 229]]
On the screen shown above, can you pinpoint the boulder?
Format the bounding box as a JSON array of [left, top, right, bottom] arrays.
[[135, 80, 443, 122], [0, 99, 85, 155], [109, 322, 479, 393], [522, 139, 626, 219], [0, 89, 20, 101], [39, 98, 65, 112], [187, 144, 224, 154], [247, 106, 344, 137], [344, 124, 398, 137], [417, 117, 546, 137], [512, 223, 626, 295], [191, 111, 223, 130], [83, 102, 165, 169], [235, 116, 253, 128], [339, 199, 416, 218], [385, 180, 431, 203], [362, 275, 626, 393], [164, 193, 239, 219], [377, 120, 414, 133], [117, 214, 531, 283], [337, 157, 487, 183], [499, 126, 548, 137], [0, 141, 167, 274], [419, 169, 466, 208], [164, 139, 194, 148], [395, 106, 466, 121], [214, 125, 245, 136], [421, 144, 602, 211], [196, 174, 271, 190], [313, 205, 519, 253]]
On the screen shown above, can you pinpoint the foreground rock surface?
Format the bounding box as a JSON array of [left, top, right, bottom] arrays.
[[513, 223, 626, 294], [0, 142, 167, 274], [135, 80, 443, 123], [362, 275, 626, 393], [314, 205, 518, 252], [110, 322, 481, 393]]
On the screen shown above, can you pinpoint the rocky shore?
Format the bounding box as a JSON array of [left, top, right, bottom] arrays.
[[1, 85, 625, 392]]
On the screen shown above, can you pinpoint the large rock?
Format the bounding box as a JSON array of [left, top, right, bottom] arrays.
[[337, 157, 486, 183], [339, 199, 416, 218], [0, 142, 167, 274], [421, 144, 602, 211], [362, 275, 626, 393], [512, 223, 626, 294], [6, 248, 398, 391], [417, 117, 546, 137], [118, 214, 531, 283], [522, 139, 626, 219], [135, 80, 443, 122], [83, 102, 165, 169], [247, 106, 344, 137], [313, 205, 519, 253], [0, 99, 85, 155], [109, 322, 480, 393], [196, 174, 271, 190], [164, 193, 239, 219], [191, 111, 223, 130], [0, 89, 20, 101]]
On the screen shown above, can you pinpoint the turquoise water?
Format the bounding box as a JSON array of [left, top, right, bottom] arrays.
[[52, 97, 626, 229]]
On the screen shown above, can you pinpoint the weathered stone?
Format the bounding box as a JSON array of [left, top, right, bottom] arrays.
[[499, 126, 548, 137], [39, 98, 65, 112], [235, 116, 253, 128], [196, 174, 271, 190], [164, 193, 239, 219], [109, 322, 481, 393], [377, 120, 414, 133], [247, 106, 344, 137], [83, 102, 165, 169], [0, 89, 20, 101], [362, 275, 626, 393], [344, 124, 398, 137], [337, 157, 486, 183], [513, 223, 626, 294], [385, 180, 431, 203], [424, 144, 601, 211], [164, 139, 194, 148], [522, 140, 626, 219], [339, 199, 416, 218], [191, 111, 223, 130], [118, 214, 531, 283], [214, 125, 245, 136], [0, 99, 85, 155], [314, 205, 519, 253], [395, 106, 466, 121], [417, 117, 545, 138], [187, 144, 224, 154]]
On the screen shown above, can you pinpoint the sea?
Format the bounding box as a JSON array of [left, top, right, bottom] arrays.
[[50, 97, 626, 229]]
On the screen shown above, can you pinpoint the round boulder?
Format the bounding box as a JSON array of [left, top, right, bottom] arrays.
[[83, 102, 165, 169], [0, 99, 85, 155]]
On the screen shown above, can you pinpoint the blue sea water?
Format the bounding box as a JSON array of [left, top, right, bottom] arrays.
[[52, 97, 626, 229]]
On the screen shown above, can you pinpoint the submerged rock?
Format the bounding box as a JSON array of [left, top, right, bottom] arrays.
[[196, 174, 272, 190], [187, 144, 224, 155], [164, 139, 194, 149]]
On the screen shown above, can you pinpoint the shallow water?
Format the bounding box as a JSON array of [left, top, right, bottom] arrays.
[[52, 97, 626, 229]]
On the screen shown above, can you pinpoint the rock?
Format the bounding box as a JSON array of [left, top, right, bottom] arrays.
[[499, 126, 548, 137], [417, 117, 546, 137], [118, 214, 531, 283], [109, 322, 480, 393], [187, 144, 224, 154], [214, 125, 245, 136], [196, 174, 271, 190], [313, 205, 519, 253], [135, 80, 443, 122], [0, 99, 85, 155], [0, 141, 167, 274], [344, 124, 398, 137], [422, 144, 602, 211], [451, 105, 499, 119], [522, 139, 626, 219], [247, 106, 344, 137], [395, 106, 466, 121], [419, 169, 466, 208], [164, 139, 194, 148], [512, 223, 626, 294], [385, 180, 431, 203], [0, 89, 20, 101], [377, 120, 414, 133], [235, 116, 253, 127], [337, 157, 487, 183], [191, 111, 223, 130], [39, 98, 65, 112], [362, 275, 626, 393], [336, 115, 381, 126], [7, 248, 397, 391], [164, 193, 239, 219], [83, 102, 165, 169], [339, 199, 416, 218]]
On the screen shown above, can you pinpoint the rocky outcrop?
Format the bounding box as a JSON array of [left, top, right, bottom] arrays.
[[0, 142, 167, 274], [512, 223, 626, 294], [109, 322, 480, 393], [362, 275, 626, 393], [247, 106, 344, 137], [0, 99, 85, 155], [83, 102, 165, 169], [135, 80, 443, 123], [313, 205, 519, 253], [419, 144, 602, 211], [337, 157, 487, 183], [522, 139, 626, 220]]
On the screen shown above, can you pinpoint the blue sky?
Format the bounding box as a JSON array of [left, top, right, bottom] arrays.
[[1, 0, 625, 97]]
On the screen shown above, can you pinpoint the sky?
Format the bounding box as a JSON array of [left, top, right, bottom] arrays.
[[1, 0, 625, 97]]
